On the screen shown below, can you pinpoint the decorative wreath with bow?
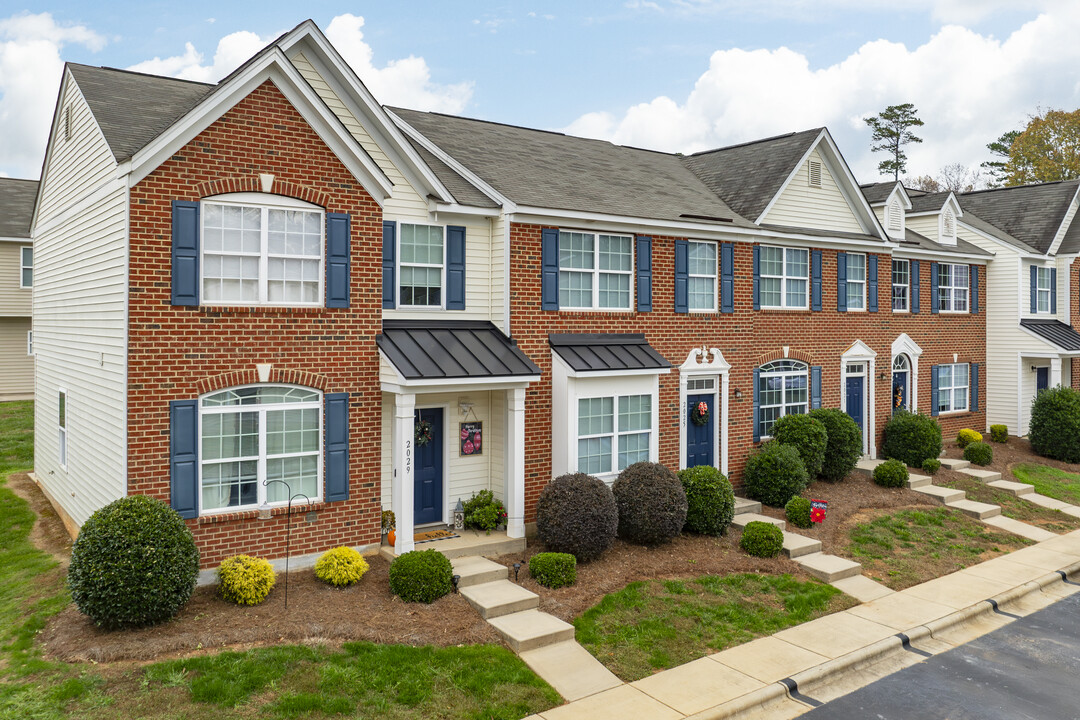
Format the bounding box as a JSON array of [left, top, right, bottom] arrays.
[[690, 401, 710, 426], [415, 419, 433, 447]]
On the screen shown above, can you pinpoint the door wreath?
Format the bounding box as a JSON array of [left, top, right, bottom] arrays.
[[415, 419, 433, 447], [690, 401, 710, 426]]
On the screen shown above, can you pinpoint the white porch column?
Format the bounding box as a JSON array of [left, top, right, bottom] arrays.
[[504, 387, 526, 539], [720, 371, 729, 476], [392, 392, 416, 555], [1051, 357, 1063, 388]]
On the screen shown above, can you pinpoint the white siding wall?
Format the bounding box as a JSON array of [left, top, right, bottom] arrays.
[[906, 215, 941, 244], [0, 317, 33, 398], [760, 149, 865, 233], [0, 243, 32, 316], [1019, 258, 1066, 322]]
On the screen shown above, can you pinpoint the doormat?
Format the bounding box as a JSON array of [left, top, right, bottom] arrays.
[[414, 529, 459, 543]]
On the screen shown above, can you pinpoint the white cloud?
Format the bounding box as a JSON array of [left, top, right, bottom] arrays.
[[630, 0, 1061, 23], [0, 12, 106, 178], [125, 30, 268, 83], [564, 7, 1080, 181]]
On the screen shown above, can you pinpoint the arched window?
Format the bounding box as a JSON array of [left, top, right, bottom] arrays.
[[758, 360, 808, 438], [200, 385, 322, 512], [892, 354, 910, 414]]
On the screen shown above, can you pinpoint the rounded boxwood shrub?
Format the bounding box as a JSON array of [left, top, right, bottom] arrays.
[[771, 414, 827, 479], [68, 495, 199, 629], [921, 458, 941, 475], [956, 429, 982, 448], [315, 546, 370, 588], [678, 465, 735, 536], [809, 408, 863, 482], [882, 411, 942, 468], [528, 552, 577, 589], [873, 459, 909, 488], [218, 555, 276, 606], [989, 424, 1008, 444], [740, 521, 784, 558], [963, 441, 994, 467], [613, 462, 688, 546], [536, 472, 618, 562], [388, 549, 453, 603], [1029, 386, 1080, 463], [743, 442, 809, 508], [785, 497, 812, 529]]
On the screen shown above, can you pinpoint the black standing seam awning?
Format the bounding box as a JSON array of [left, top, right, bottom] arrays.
[[549, 333, 672, 373], [377, 320, 541, 381], [1020, 319, 1080, 352]]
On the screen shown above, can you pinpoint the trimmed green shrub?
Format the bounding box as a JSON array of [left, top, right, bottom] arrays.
[[218, 555, 276, 606], [989, 424, 1008, 444], [873, 459, 909, 488], [882, 411, 943, 468], [388, 549, 453, 603], [785, 497, 813, 529], [921, 458, 941, 475], [68, 495, 199, 629], [739, 521, 784, 558], [743, 442, 809, 507], [1029, 386, 1080, 463], [528, 552, 577, 589], [315, 546, 370, 588], [613, 462, 688, 546], [809, 408, 863, 482], [956, 429, 982, 448], [536, 473, 618, 562], [771, 414, 827, 479], [678, 465, 736, 536], [463, 490, 506, 531], [963, 441, 994, 467]]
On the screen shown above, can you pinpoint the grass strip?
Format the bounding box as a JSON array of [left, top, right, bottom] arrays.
[[1012, 463, 1080, 506]]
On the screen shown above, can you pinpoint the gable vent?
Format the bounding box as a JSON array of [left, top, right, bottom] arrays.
[[63, 106, 72, 142], [942, 207, 956, 238], [808, 160, 823, 187], [888, 199, 902, 232]]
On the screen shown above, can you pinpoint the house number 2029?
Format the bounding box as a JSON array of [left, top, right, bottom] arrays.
[[405, 439, 412, 475]]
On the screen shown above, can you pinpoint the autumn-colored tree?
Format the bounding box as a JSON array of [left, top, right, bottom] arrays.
[[1004, 109, 1080, 185], [865, 103, 924, 180]]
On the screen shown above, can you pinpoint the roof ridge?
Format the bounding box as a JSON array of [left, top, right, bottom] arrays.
[[67, 62, 215, 88], [686, 128, 822, 158], [959, 178, 1080, 198]]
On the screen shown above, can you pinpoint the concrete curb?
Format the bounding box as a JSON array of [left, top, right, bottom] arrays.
[[680, 681, 792, 720]]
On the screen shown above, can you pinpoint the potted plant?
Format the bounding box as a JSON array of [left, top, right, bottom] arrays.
[[382, 510, 396, 546]]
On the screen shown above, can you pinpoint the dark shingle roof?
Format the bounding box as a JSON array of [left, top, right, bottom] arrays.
[[401, 135, 498, 208], [549, 333, 671, 373], [1020, 319, 1080, 351], [389, 107, 755, 227], [956, 181, 1080, 254], [681, 129, 821, 221], [907, 190, 953, 214], [860, 181, 898, 205], [0, 178, 38, 238], [377, 321, 540, 380], [897, 228, 992, 258], [1058, 212, 1080, 255]]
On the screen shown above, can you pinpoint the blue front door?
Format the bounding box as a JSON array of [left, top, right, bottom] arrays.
[[686, 393, 714, 469], [414, 408, 443, 525], [846, 375, 865, 438], [1037, 367, 1050, 393], [892, 371, 908, 414]]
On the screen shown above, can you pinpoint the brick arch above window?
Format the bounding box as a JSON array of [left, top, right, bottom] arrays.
[[196, 368, 332, 396], [193, 177, 333, 209], [753, 348, 817, 367]]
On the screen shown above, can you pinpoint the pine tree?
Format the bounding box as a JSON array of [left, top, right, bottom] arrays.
[[865, 103, 924, 180]]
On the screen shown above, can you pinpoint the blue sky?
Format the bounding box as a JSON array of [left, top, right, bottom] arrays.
[[1, 2, 1077, 182]]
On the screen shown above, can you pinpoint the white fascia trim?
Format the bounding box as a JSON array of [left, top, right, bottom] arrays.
[[0, 237, 32, 243], [957, 220, 1041, 259], [842, 339, 878, 360], [754, 130, 823, 225], [381, 378, 538, 394], [429, 201, 501, 218], [124, 49, 393, 202], [892, 248, 990, 263], [891, 332, 923, 359], [1047, 186, 1080, 257], [561, 367, 672, 379]]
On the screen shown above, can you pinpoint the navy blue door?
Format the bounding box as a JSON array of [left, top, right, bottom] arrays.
[[892, 371, 908, 414], [414, 408, 443, 525], [686, 394, 714, 469], [846, 376, 865, 438], [1037, 367, 1050, 393]]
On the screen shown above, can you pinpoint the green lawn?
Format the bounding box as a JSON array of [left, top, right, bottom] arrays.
[[574, 573, 855, 682], [938, 475, 1080, 534], [0, 401, 559, 719], [1012, 463, 1080, 506]]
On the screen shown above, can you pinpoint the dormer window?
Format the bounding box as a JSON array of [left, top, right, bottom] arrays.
[[808, 160, 823, 188]]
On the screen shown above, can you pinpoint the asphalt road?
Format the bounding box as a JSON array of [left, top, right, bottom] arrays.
[[802, 590, 1080, 720]]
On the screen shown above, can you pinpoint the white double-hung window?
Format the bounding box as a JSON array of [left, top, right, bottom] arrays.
[[559, 231, 633, 310], [937, 364, 969, 414], [891, 259, 909, 311], [937, 264, 969, 312], [1035, 267, 1053, 313], [847, 254, 866, 310], [757, 360, 808, 438], [200, 385, 322, 513], [201, 195, 323, 305], [577, 394, 652, 474], [759, 246, 809, 309], [20, 247, 32, 288], [399, 224, 445, 307], [687, 241, 717, 311]]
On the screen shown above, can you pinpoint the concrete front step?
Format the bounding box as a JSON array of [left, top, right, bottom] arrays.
[[519, 641, 623, 702], [460, 580, 538, 619], [982, 514, 1057, 542], [734, 496, 762, 515], [731, 512, 785, 531], [854, 458, 885, 477], [829, 574, 894, 602], [782, 531, 823, 559], [945, 498, 1002, 520], [939, 457, 971, 470], [958, 467, 1003, 482], [488, 609, 576, 652], [907, 473, 932, 489], [913, 484, 966, 505], [1024, 493, 1074, 511], [988, 480, 1035, 497], [794, 552, 863, 582], [450, 556, 508, 589]]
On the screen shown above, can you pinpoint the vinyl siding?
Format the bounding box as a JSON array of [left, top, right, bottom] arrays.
[[1020, 258, 1064, 322], [0, 243, 32, 316], [905, 215, 945, 245], [760, 148, 865, 234], [0, 317, 33, 398]]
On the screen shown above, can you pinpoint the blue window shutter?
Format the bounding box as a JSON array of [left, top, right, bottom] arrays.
[[930, 365, 940, 416], [837, 252, 848, 312], [752, 245, 761, 311], [1030, 265, 1037, 314], [811, 366, 822, 409], [970, 363, 979, 412], [969, 265, 978, 314], [446, 225, 466, 310], [169, 399, 198, 519], [325, 213, 350, 308], [1051, 267, 1058, 314], [541, 228, 559, 311], [324, 392, 350, 502], [911, 259, 920, 314], [868, 255, 879, 312], [811, 249, 822, 312], [752, 368, 761, 443], [636, 235, 652, 312], [674, 239, 689, 313], [720, 242, 734, 313], [930, 262, 939, 314], [382, 221, 396, 309], [171, 201, 199, 306]]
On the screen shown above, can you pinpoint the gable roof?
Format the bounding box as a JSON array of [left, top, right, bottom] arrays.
[[0, 178, 39, 238], [954, 180, 1080, 255], [860, 181, 897, 205], [897, 227, 992, 258]]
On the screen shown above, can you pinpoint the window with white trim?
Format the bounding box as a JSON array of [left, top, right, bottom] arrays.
[[26, 331, 32, 356], [558, 230, 633, 310], [199, 385, 322, 513], [760, 246, 809, 309], [891, 259, 909, 311], [938, 263, 969, 312], [687, 240, 717, 311], [399, 223, 445, 307], [577, 394, 652, 474], [20, 247, 32, 288], [758, 360, 808, 438], [1036, 267, 1052, 313], [200, 195, 323, 306], [58, 390, 67, 468], [847, 254, 866, 310], [937, 363, 969, 414]]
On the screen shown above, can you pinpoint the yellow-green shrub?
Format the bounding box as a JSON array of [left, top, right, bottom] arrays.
[[956, 429, 982, 448], [315, 546, 369, 588], [218, 555, 276, 606]]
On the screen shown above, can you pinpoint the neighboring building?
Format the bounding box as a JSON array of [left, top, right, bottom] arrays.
[[0, 178, 37, 401]]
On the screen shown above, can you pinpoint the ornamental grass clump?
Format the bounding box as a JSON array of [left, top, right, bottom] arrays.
[[315, 546, 370, 588], [963, 441, 994, 467], [742, 442, 809, 507], [956, 429, 983, 448], [771, 414, 827, 479], [678, 465, 735, 536], [785, 497, 813, 529], [1029, 386, 1080, 463], [808, 408, 862, 482], [739, 521, 784, 558], [873, 459, 909, 489], [535, 472, 618, 562], [218, 555, 276, 606], [613, 462, 688, 546], [388, 549, 453, 603], [528, 552, 577, 589], [882, 411, 942, 468]]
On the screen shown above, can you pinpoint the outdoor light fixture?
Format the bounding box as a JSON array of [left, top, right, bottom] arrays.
[[453, 499, 465, 530], [733, 388, 743, 399], [513, 562, 521, 582], [452, 575, 461, 593]]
